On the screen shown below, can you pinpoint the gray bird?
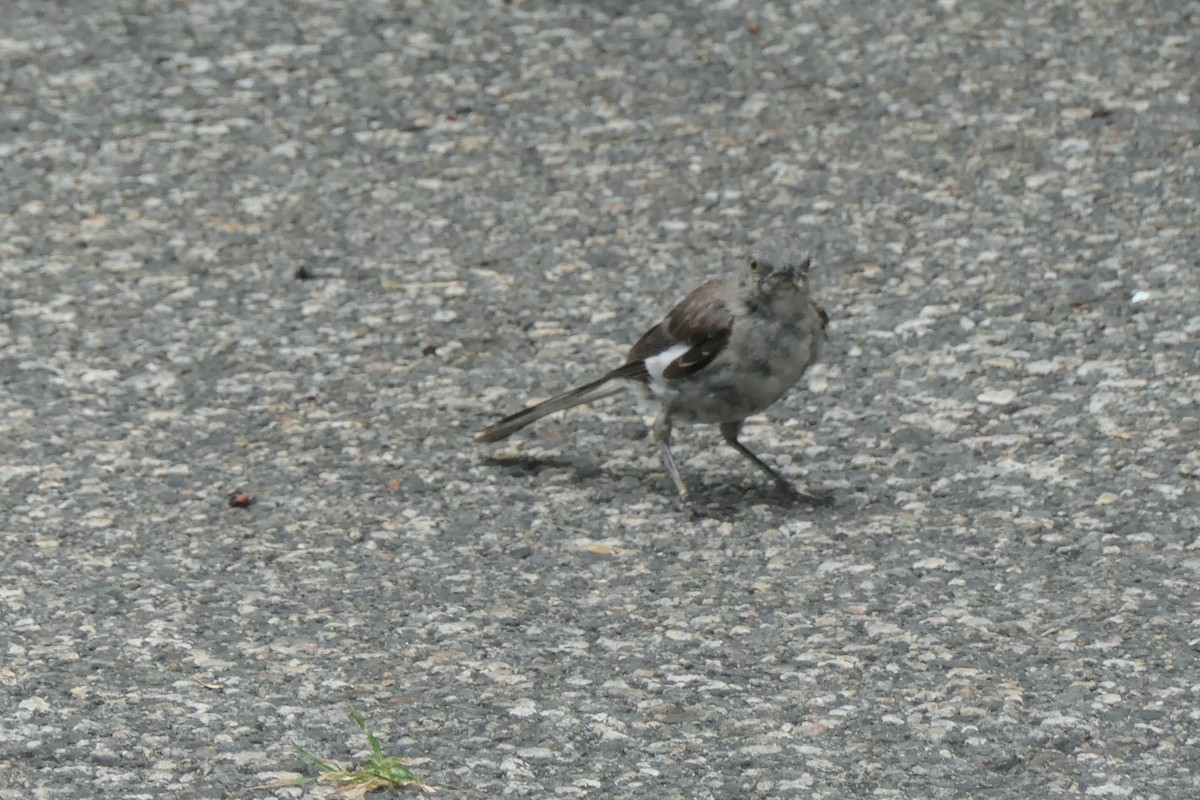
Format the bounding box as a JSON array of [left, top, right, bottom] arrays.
[[476, 246, 829, 502]]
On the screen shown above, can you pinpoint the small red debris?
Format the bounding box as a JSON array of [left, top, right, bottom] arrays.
[[228, 490, 254, 508], [421, 344, 437, 356]]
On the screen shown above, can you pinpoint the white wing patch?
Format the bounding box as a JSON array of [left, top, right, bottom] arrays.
[[642, 343, 690, 398]]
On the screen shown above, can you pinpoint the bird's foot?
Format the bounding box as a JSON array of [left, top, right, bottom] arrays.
[[776, 480, 833, 507]]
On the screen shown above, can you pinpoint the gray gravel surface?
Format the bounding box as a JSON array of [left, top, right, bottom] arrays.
[[3, 1, 1199, 798]]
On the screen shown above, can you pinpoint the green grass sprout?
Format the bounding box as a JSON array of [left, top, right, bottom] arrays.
[[255, 706, 439, 797]]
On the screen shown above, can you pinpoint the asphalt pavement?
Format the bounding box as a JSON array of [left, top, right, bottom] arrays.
[[2, 1, 1198, 798]]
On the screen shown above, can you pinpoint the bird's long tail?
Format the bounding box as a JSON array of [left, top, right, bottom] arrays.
[[474, 376, 625, 443]]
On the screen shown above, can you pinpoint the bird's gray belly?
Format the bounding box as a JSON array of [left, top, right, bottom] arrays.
[[658, 315, 822, 424], [669, 341, 815, 423]]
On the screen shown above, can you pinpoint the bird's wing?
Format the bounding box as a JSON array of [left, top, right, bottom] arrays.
[[621, 279, 734, 381]]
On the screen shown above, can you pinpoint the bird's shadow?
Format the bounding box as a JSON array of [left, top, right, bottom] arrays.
[[483, 453, 573, 472], [482, 452, 833, 515], [697, 481, 833, 514], [481, 452, 607, 481]]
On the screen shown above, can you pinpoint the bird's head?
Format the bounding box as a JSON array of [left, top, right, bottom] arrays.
[[740, 245, 813, 312]]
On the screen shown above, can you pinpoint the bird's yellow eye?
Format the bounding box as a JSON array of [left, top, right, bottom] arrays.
[[748, 259, 759, 274]]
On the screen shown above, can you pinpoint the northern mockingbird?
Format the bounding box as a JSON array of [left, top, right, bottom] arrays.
[[476, 246, 829, 502]]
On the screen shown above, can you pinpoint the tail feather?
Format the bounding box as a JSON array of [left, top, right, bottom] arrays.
[[475, 376, 624, 443]]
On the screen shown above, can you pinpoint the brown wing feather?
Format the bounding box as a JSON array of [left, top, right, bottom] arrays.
[[661, 329, 730, 380], [814, 302, 829, 339], [621, 279, 734, 382], [603, 358, 651, 384], [625, 322, 674, 364]]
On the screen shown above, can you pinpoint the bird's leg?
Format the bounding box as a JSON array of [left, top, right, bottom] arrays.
[[653, 410, 690, 501], [719, 420, 802, 499]]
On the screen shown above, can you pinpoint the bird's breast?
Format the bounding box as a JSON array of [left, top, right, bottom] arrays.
[[657, 314, 822, 424]]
